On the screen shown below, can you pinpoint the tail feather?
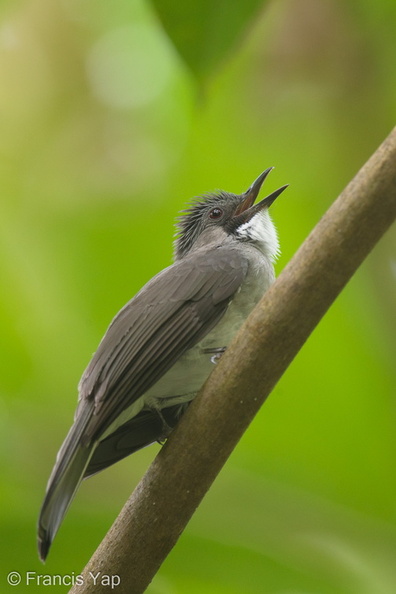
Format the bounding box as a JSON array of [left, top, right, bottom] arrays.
[[38, 406, 95, 561]]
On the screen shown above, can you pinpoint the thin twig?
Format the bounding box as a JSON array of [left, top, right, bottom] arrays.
[[69, 128, 396, 594]]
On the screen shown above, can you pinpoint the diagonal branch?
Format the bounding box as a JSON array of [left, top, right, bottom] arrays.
[[69, 128, 396, 594]]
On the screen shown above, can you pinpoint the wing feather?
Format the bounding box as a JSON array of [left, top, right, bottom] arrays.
[[79, 246, 248, 439]]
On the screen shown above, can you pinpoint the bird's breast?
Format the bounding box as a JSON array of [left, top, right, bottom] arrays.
[[201, 257, 274, 350], [146, 256, 274, 400]]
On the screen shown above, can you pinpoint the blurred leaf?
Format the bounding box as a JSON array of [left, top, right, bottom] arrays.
[[150, 0, 267, 80]]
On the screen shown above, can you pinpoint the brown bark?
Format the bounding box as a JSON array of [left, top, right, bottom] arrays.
[[69, 128, 396, 594]]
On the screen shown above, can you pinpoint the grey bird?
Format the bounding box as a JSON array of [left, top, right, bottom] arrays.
[[37, 167, 287, 561]]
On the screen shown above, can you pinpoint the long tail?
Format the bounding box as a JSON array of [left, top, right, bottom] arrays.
[[37, 406, 95, 562]]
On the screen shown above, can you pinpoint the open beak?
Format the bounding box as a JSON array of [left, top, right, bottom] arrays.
[[234, 168, 288, 220]]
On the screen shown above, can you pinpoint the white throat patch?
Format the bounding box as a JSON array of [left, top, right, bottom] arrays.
[[236, 211, 280, 260]]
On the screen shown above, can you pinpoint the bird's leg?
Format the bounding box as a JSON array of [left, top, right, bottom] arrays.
[[149, 406, 174, 442], [203, 346, 227, 364]]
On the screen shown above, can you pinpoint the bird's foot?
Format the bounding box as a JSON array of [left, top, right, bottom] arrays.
[[203, 346, 226, 364], [150, 406, 173, 440]]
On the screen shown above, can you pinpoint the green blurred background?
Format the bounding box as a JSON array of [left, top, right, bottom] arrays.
[[1, 0, 395, 592]]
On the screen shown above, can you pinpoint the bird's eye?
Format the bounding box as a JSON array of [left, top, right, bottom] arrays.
[[209, 207, 223, 220]]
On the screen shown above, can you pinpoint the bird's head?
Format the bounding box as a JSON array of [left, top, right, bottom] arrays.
[[174, 168, 288, 261]]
